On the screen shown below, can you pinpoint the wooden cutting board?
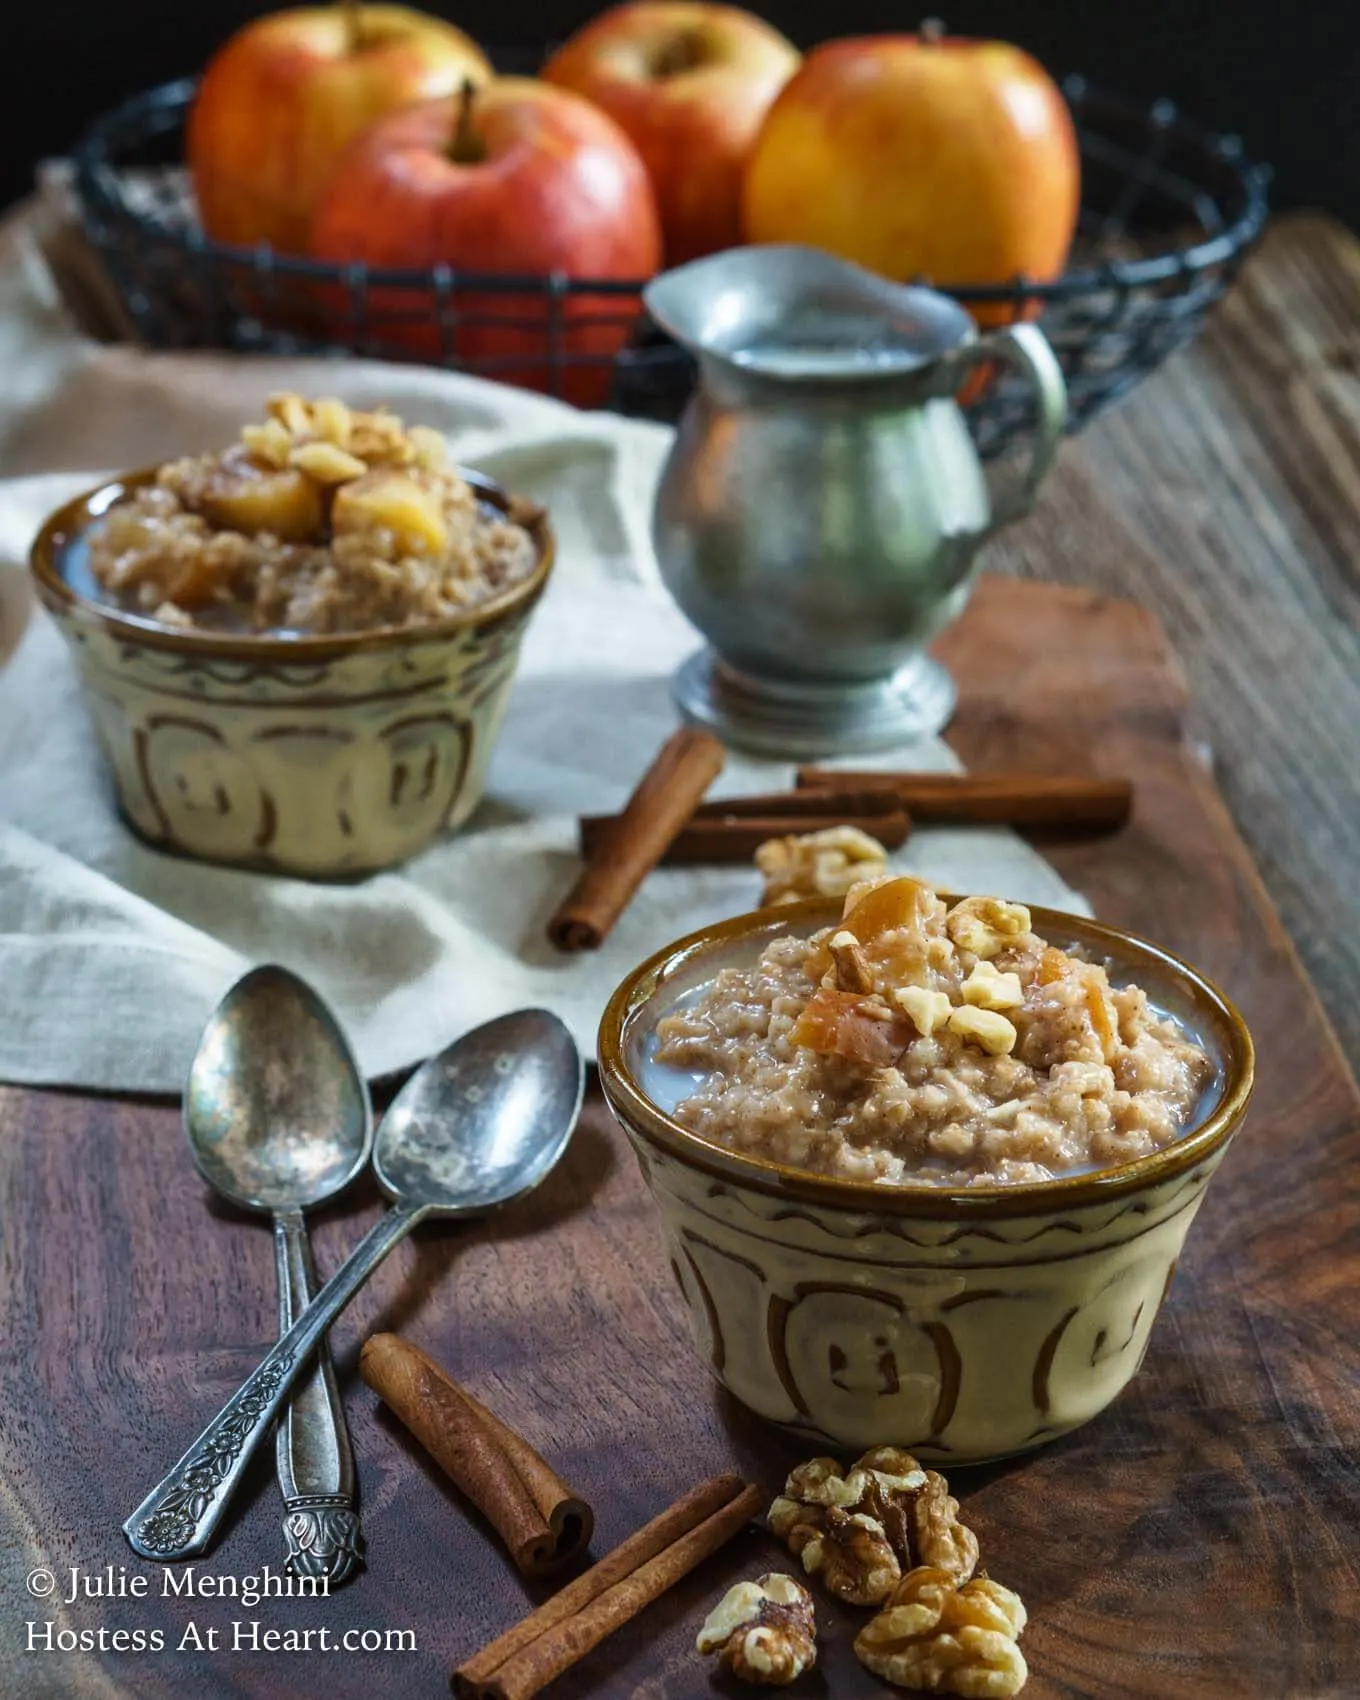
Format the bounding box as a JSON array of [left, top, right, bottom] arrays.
[[1, 575, 1356, 1700]]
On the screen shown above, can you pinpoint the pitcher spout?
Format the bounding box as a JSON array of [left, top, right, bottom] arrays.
[[642, 244, 977, 381]]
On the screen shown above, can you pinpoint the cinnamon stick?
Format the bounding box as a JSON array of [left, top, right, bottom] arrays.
[[689, 788, 902, 821], [360, 1334, 592, 1579], [796, 768, 1134, 832], [454, 1474, 761, 1700], [578, 802, 912, 864], [548, 727, 725, 951]]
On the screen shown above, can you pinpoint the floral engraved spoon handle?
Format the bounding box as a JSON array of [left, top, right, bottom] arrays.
[[125, 1203, 426, 1561], [274, 1208, 363, 1585]]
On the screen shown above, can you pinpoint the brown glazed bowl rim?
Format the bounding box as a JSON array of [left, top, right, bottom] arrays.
[[598, 894, 1255, 1221], [28, 464, 555, 663]]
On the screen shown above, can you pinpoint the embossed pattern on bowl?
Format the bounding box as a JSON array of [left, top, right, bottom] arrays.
[[599, 898, 1254, 1463], [29, 468, 554, 878]]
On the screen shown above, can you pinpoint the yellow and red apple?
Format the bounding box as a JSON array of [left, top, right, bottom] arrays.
[[189, 3, 492, 254], [309, 78, 663, 405], [542, 1, 799, 264], [743, 30, 1080, 318]]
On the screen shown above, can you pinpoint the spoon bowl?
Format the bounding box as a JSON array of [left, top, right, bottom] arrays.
[[375, 1008, 586, 1211], [186, 965, 372, 1214]]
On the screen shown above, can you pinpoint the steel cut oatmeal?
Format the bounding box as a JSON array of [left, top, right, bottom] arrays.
[[653, 878, 1214, 1186], [86, 393, 539, 634]]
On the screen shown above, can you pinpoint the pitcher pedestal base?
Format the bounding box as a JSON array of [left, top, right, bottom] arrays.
[[672, 649, 956, 758]]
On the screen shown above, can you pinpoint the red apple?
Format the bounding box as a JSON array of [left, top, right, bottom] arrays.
[[542, 2, 799, 264], [743, 29, 1080, 324], [188, 3, 492, 255], [309, 79, 663, 405]]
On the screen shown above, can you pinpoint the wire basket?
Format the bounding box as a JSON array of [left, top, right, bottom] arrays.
[[71, 75, 1268, 457]]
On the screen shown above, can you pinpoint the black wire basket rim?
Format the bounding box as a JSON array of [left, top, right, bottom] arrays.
[[74, 75, 1270, 305]]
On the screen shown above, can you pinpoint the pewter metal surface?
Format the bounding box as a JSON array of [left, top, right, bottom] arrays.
[[672, 648, 960, 755], [126, 1009, 585, 1562], [373, 1009, 585, 1211], [645, 245, 1066, 753], [184, 967, 371, 1584], [185, 965, 371, 1214], [273, 1207, 364, 1585]]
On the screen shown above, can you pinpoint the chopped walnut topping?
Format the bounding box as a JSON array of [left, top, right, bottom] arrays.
[[894, 985, 953, 1037], [696, 1573, 817, 1685], [269, 391, 312, 437], [756, 826, 889, 906], [855, 1566, 1028, 1696], [240, 417, 294, 468], [829, 930, 876, 994], [254, 394, 446, 480], [347, 408, 413, 465], [947, 897, 1032, 961], [311, 396, 352, 447], [769, 1450, 977, 1606], [961, 961, 1025, 1011], [948, 1006, 1019, 1057]]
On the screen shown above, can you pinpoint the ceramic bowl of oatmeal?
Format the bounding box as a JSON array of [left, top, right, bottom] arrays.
[[29, 394, 553, 877], [598, 877, 1253, 1462]]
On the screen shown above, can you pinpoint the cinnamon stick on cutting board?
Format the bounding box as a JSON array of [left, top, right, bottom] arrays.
[[454, 1473, 762, 1700], [578, 788, 911, 863], [359, 1334, 592, 1579], [548, 727, 725, 951], [796, 768, 1133, 832]]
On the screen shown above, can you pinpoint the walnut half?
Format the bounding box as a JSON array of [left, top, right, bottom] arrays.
[[946, 896, 1031, 961], [696, 1573, 817, 1685], [756, 826, 889, 906], [855, 1566, 1028, 1696], [769, 1450, 979, 1607], [768, 1502, 903, 1606]]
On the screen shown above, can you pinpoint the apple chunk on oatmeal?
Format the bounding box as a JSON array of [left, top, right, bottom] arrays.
[[653, 877, 1214, 1186]]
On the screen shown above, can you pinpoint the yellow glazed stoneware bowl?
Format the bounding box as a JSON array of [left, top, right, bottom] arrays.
[[599, 897, 1254, 1464], [29, 468, 553, 878]]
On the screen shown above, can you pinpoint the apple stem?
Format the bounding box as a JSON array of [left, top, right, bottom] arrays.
[[920, 17, 946, 43], [450, 79, 486, 165], [341, 0, 363, 50], [653, 30, 704, 77]]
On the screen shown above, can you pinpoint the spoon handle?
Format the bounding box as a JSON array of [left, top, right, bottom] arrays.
[[274, 1208, 364, 1586], [124, 1201, 425, 1562]]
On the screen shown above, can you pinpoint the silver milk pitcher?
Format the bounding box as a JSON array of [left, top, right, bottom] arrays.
[[644, 245, 1067, 755]]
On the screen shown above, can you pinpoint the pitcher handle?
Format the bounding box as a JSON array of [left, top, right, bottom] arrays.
[[948, 322, 1067, 538]]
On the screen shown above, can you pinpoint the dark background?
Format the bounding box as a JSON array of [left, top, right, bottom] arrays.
[[2, 2, 1356, 225]]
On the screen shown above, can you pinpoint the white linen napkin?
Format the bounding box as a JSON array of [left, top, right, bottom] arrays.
[[0, 208, 1087, 1092]]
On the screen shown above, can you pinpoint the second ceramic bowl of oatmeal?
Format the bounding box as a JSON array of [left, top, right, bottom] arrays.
[[28, 394, 554, 878], [598, 880, 1254, 1464]]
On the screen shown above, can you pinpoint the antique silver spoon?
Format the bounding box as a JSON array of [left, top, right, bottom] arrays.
[[184, 966, 372, 1586], [125, 1008, 585, 1563]]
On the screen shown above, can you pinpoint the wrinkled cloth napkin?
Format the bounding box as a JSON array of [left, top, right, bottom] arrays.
[[0, 209, 1086, 1092]]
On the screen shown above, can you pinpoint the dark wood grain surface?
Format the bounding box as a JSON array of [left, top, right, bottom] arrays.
[[989, 211, 1360, 1068], [2, 571, 1358, 1700]]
